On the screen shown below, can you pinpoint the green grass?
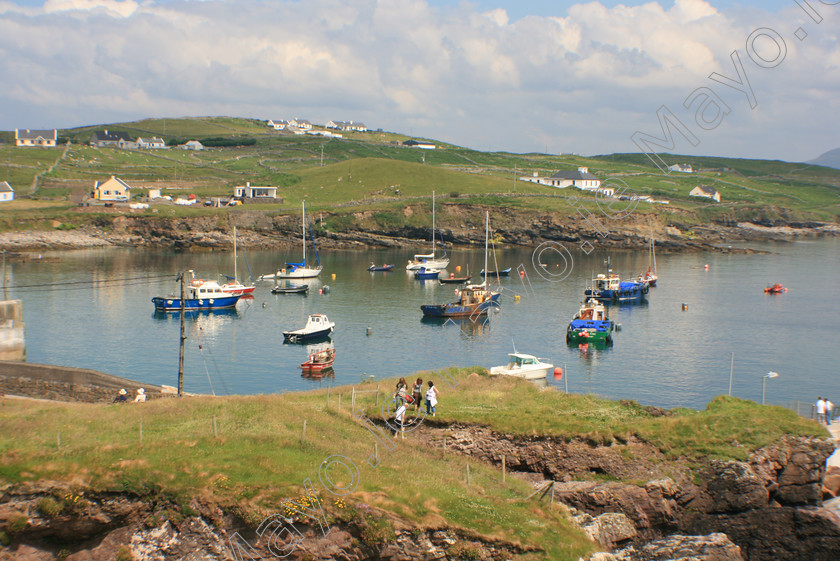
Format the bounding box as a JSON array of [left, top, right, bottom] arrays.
[[0, 367, 829, 557], [0, 118, 837, 229], [0, 371, 595, 559]]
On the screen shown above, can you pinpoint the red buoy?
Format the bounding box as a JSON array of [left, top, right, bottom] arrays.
[[519, 270, 525, 278], [553, 367, 563, 380]]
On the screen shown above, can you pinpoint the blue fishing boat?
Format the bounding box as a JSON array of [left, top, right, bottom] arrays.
[[584, 270, 648, 302], [152, 280, 241, 311], [479, 267, 511, 277], [421, 212, 500, 318], [414, 267, 442, 280]]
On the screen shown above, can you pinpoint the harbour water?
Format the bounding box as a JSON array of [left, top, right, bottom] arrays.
[[7, 238, 840, 410]]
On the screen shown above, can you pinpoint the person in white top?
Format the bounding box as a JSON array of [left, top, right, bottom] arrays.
[[816, 397, 826, 424], [425, 381, 440, 417], [134, 388, 147, 403], [826, 399, 834, 425]]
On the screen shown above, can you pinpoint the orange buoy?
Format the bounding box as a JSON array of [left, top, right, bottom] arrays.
[[553, 367, 563, 380], [456, 265, 461, 272], [704, 264, 709, 270], [519, 270, 525, 278]]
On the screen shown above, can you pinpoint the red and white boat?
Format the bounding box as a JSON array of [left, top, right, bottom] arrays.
[[300, 346, 336, 374], [764, 283, 786, 294]]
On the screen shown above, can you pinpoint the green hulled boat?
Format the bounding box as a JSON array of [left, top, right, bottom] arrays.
[[566, 298, 615, 344]]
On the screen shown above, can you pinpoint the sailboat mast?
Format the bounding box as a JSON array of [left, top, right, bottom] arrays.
[[483, 211, 489, 288], [302, 201, 307, 264], [652, 235, 657, 274], [432, 191, 436, 256], [233, 225, 238, 282]]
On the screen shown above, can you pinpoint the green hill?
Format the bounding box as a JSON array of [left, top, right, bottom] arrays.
[[0, 117, 838, 231]]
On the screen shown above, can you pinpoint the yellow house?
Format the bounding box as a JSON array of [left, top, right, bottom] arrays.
[[94, 176, 131, 201], [15, 129, 57, 147]]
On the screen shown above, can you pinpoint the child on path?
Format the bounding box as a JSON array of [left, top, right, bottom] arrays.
[[425, 381, 439, 417]]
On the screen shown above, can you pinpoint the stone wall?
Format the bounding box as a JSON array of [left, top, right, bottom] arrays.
[[0, 361, 172, 403]]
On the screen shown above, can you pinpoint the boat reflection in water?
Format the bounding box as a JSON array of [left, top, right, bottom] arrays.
[[152, 307, 241, 322], [420, 315, 493, 337], [301, 366, 335, 381]]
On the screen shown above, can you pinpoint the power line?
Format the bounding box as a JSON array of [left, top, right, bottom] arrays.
[[5, 273, 177, 291]]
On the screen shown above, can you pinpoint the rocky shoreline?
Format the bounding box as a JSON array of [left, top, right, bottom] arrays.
[[0, 211, 838, 254]]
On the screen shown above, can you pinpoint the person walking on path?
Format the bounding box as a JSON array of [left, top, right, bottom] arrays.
[[393, 377, 409, 437], [816, 397, 826, 424], [412, 377, 423, 412], [826, 399, 834, 425], [425, 380, 439, 417]]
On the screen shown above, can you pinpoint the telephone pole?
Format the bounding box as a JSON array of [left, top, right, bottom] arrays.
[[178, 272, 186, 397]]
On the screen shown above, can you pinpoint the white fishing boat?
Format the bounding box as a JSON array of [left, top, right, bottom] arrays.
[[283, 313, 335, 343], [406, 191, 450, 270], [260, 201, 323, 280], [489, 352, 554, 380]]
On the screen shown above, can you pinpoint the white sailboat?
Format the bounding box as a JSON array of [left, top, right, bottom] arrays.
[[406, 191, 450, 270], [259, 201, 323, 280], [220, 226, 256, 295], [638, 229, 658, 287]]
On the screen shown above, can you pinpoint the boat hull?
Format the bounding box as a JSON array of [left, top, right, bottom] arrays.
[[264, 267, 322, 280], [414, 269, 441, 280], [420, 293, 500, 318], [566, 324, 614, 344], [283, 327, 333, 343], [406, 258, 449, 271], [271, 285, 309, 294], [151, 295, 241, 311], [489, 366, 552, 380], [480, 268, 511, 277], [439, 276, 471, 284], [585, 284, 648, 302], [367, 265, 394, 272]]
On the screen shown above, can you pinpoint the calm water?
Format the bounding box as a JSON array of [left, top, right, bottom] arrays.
[[6, 238, 840, 410]]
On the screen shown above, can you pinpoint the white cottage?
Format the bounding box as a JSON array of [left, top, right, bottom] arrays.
[[15, 129, 57, 147], [0, 182, 14, 202], [689, 185, 721, 202]]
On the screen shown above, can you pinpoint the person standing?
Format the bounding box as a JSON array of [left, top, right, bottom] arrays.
[[393, 378, 408, 437], [425, 380, 439, 417], [826, 399, 834, 425], [134, 388, 146, 403], [412, 377, 423, 411], [816, 397, 826, 424]]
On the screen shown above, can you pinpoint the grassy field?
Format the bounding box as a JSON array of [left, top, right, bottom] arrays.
[[1, 118, 838, 231]]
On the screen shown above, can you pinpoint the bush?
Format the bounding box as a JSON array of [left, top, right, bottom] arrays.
[[116, 545, 134, 561], [5, 513, 27, 535], [37, 496, 63, 517], [357, 512, 396, 546]]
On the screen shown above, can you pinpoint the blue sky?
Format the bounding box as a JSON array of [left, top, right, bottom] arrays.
[[1, 0, 838, 161]]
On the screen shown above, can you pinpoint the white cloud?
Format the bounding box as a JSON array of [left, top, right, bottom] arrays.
[[0, 0, 837, 160]]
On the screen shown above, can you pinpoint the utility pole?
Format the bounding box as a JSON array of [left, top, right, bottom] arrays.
[[178, 272, 186, 397], [320, 144, 324, 167], [2, 250, 6, 300]]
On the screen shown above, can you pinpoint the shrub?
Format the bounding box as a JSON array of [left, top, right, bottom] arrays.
[[6, 513, 28, 535], [37, 496, 63, 517], [116, 545, 134, 561], [357, 512, 396, 546]]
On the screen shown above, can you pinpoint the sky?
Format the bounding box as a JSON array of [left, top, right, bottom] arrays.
[[1, 0, 838, 162]]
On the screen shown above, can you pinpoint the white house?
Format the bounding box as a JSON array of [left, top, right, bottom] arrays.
[[288, 119, 312, 130], [234, 182, 277, 200], [90, 130, 132, 148], [180, 140, 204, 151], [668, 163, 694, 173], [689, 185, 721, 202], [546, 167, 601, 190], [94, 176, 131, 201], [326, 120, 367, 132], [0, 182, 14, 202], [137, 137, 166, 149], [268, 119, 287, 130], [15, 129, 57, 147]]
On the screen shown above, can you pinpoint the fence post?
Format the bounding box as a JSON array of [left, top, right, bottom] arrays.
[[466, 463, 471, 486], [338, 394, 342, 413], [326, 386, 330, 408], [213, 415, 218, 438], [301, 420, 307, 444], [352, 388, 356, 410], [375, 385, 380, 406], [57, 429, 61, 449], [502, 455, 506, 483], [140, 420, 143, 443]]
